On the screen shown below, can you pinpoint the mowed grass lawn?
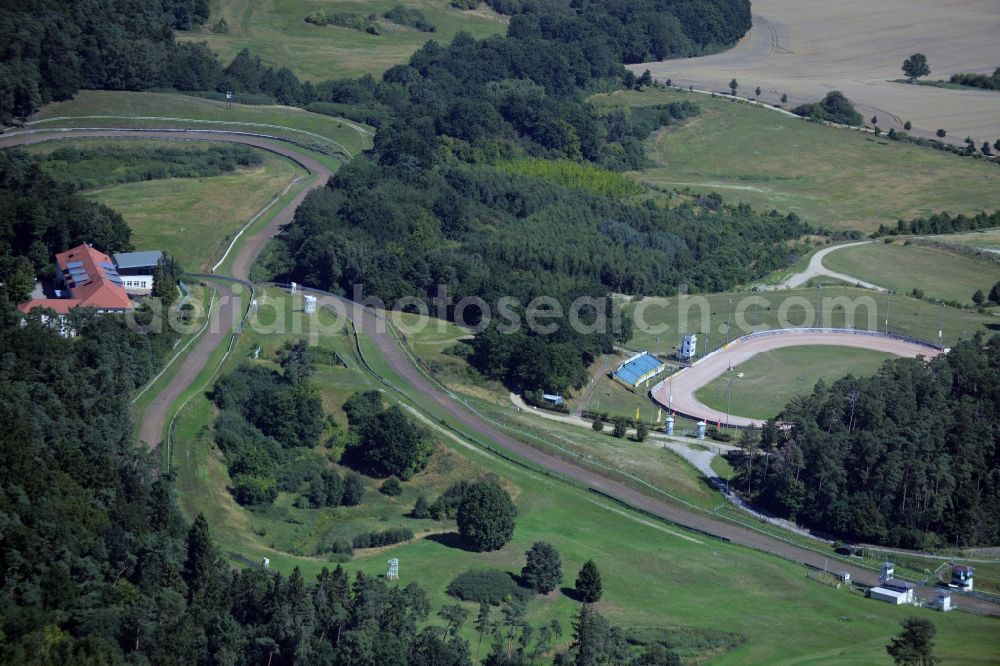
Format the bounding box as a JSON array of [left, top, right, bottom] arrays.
[[180, 0, 507, 81], [170, 294, 1000, 664], [823, 241, 1000, 304], [589, 88, 1000, 233], [696, 345, 895, 420], [84, 150, 305, 271]]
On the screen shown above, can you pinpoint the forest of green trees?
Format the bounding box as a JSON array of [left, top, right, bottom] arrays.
[[731, 335, 1000, 549], [0, 150, 134, 304]]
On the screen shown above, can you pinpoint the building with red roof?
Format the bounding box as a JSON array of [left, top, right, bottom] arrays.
[[19, 243, 133, 315]]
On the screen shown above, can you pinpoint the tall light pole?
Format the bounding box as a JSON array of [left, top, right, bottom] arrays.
[[753, 289, 759, 328], [655, 336, 661, 359], [726, 378, 734, 428], [816, 284, 822, 328], [938, 301, 944, 347], [885, 292, 891, 334], [726, 296, 733, 343]]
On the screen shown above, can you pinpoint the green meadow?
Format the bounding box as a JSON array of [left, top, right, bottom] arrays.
[[180, 0, 508, 81], [590, 88, 1000, 233]]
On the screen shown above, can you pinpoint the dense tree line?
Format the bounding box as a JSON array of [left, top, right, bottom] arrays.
[[0, 150, 133, 304], [488, 0, 751, 63], [872, 209, 1000, 238], [0, 0, 213, 121], [0, 308, 187, 661], [949, 67, 1000, 91], [736, 335, 1000, 549]]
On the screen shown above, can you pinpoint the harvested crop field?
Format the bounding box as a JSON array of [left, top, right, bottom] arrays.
[[630, 0, 1000, 145]]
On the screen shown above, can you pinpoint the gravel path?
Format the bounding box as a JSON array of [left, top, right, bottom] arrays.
[[772, 241, 887, 291]]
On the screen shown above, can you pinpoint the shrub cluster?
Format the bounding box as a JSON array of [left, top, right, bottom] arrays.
[[446, 569, 532, 605], [351, 528, 414, 549]]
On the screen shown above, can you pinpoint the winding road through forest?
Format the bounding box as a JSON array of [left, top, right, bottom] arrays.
[[3, 127, 996, 614]]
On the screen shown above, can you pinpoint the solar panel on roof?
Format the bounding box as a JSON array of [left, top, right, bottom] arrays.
[[66, 260, 84, 269], [108, 275, 123, 284], [101, 261, 116, 270]]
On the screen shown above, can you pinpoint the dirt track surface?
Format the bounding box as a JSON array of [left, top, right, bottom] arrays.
[[338, 302, 998, 613], [0, 129, 334, 448], [630, 0, 1000, 144], [652, 330, 942, 428]]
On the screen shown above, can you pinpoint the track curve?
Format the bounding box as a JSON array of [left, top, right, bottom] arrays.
[[652, 329, 943, 427], [0, 129, 335, 449]]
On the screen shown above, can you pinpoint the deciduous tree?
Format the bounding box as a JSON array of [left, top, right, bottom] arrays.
[[902, 53, 930, 83]]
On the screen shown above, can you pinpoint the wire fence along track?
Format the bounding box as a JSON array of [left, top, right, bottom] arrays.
[[4, 126, 353, 162], [130, 285, 219, 407], [24, 114, 368, 157], [211, 174, 309, 273], [163, 276, 255, 468]]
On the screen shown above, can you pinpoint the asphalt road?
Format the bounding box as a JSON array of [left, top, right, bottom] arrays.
[[5, 127, 995, 615]]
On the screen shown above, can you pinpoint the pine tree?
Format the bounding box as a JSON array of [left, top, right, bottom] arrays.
[[182, 514, 224, 603], [591, 415, 604, 432], [474, 602, 491, 661], [521, 541, 562, 594], [575, 560, 603, 603], [886, 617, 937, 665]]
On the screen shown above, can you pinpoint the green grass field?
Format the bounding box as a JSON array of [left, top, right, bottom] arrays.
[[622, 286, 999, 355], [180, 0, 507, 81], [27, 90, 371, 165], [76, 147, 305, 271], [695, 345, 896, 420], [167, 292, 1000, 663], [589, 88, 1000, 233], [822, 241, 1000, 305], [925, 227, 1000, 254]]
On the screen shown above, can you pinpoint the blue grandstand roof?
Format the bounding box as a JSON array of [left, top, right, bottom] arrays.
[[614, 352, 664, 386]]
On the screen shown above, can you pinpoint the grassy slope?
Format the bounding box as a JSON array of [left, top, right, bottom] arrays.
[[926, 227, 1000, 253], [27, 90, 371, 165], [695, 345, 895, 421], [25, 140, 306, 271], [180, 0, 507, 81], [823, 241, 1000, 304], [172, 294, 1000, 664], [589, 88, 1000, 233], [622, 286, 999, 355]]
